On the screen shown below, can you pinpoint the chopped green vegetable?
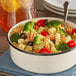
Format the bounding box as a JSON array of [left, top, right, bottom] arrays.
[[24, 21, 35, 31], [33, 36, 41, 44], [10, 33, 20, 43], [56, 43, 69, 51], [48, 20, 62, 29], [57, 29, 66, 35]]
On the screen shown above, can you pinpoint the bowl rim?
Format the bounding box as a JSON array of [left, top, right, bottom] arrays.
[[7, 17, 76, 56]]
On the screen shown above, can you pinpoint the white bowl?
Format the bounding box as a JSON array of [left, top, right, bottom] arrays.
[[7, 17, 76, 74]]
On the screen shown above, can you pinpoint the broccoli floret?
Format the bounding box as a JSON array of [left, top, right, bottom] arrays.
[[56, 43, 69, 51], [48, 20, 62, 29], [57, 29, 66, 35], [24, 21, 35, 31], [33, 36, 41, 44], [10, 33, 20, 43]]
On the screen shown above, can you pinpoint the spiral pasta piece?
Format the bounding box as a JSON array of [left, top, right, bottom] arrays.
[[49, 34, 55, 40], [44, 39, 55, 50], [18, 44, 25, 50], [49, 40, 60, 53], [65, 35, 72, 43], [48, 27, 56, 35], [61, 35, 65, 42], [66, 25, 73, 34], [24, 46, 32, 52], [55, 33, 61, 45], [27, 31, 36, 41], [10, 28, 23, 35], [37, 27, 44, 33], [51, 47, 57, 53], [34, 25, 39, 31], [33, 43, 44, 50], [44, 41, 50, 50]]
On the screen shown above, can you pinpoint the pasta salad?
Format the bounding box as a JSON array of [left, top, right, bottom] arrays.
[[10, 19, 76, 54]]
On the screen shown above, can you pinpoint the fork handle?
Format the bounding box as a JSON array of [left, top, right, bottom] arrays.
[[64, 1, 69, 29]]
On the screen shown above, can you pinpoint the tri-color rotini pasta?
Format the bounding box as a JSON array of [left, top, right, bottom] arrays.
[[10, 19, 76, 54]]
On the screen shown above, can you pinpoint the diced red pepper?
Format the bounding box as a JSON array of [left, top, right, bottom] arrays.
[[36, 19, 46, 27], [41, 31, 49, 36], [67, 40, 76, 48], [71, 29, 76, 35], [40, 48, 51, 54]]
